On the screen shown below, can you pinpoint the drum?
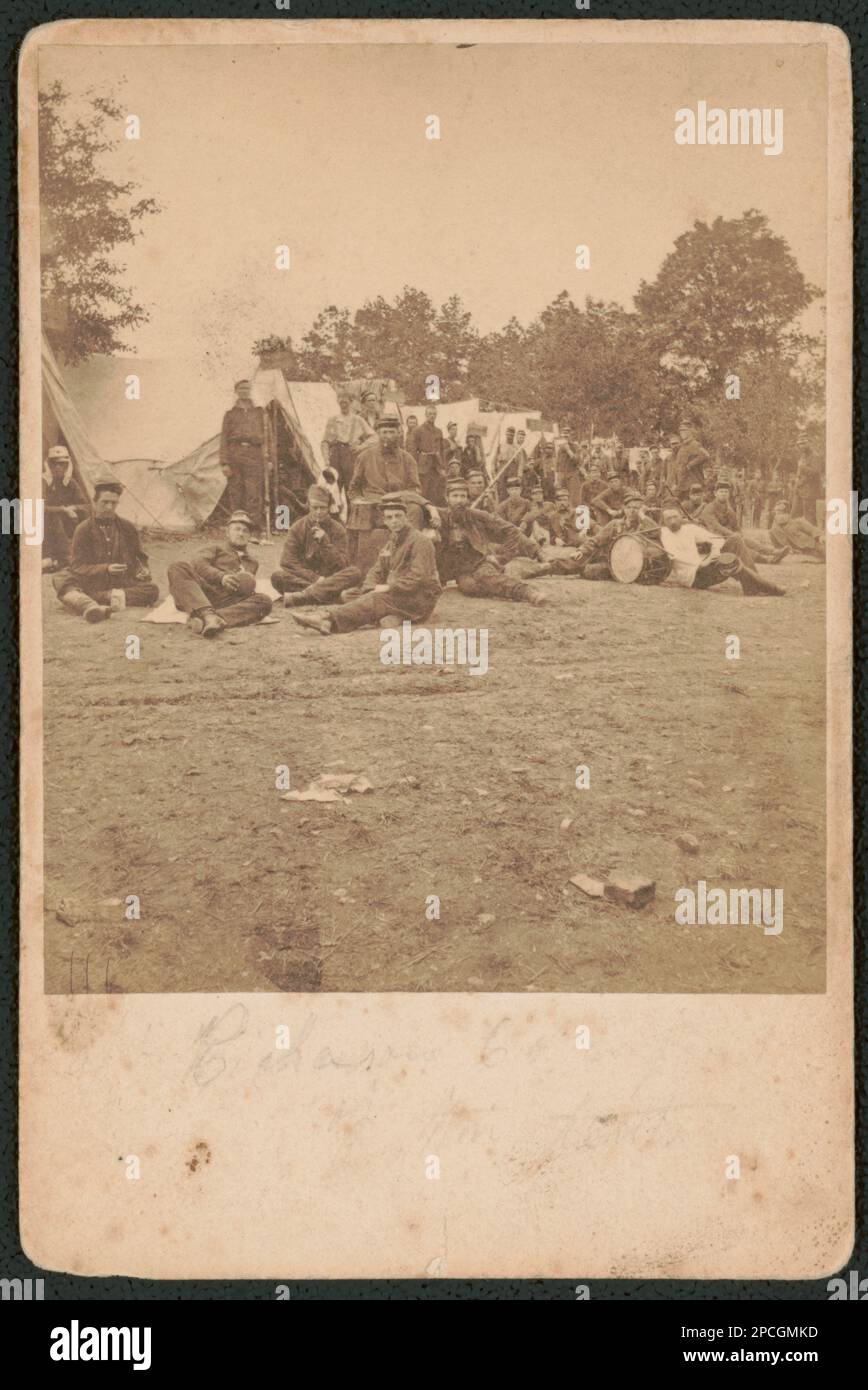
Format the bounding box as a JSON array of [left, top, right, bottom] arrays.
[[608, 532, 671, 584]]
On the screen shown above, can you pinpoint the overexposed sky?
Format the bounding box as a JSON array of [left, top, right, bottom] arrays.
[[40, 39, 828, 377]]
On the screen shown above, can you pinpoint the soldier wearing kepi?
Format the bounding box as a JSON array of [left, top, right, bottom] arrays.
[[673, 418, 711, 501], [42, 444, 89, 570], [53, 479, 158, 623], [466, 468, 495, 513], [349, 414, 422, 501], [291, 494, 441, 636], [167, 510, 273, 637], [271, 484, 362, 607], [219, 378, 270, 537], [433, 476, 547, 605], [496, 475, 531, 526]]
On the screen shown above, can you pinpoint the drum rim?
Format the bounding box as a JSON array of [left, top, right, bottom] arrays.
[[608, 531, 672, 583]]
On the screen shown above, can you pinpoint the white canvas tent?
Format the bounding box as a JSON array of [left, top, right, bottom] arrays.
[[42, 334, 338, 531]]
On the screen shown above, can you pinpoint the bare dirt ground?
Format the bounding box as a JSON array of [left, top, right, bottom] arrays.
[[42, 538, 826, 995]]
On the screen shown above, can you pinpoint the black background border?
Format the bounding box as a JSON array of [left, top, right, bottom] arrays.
[[1, 0, 864, 1302]]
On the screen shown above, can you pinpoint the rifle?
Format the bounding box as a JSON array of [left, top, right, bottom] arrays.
[[470, 443, 523, 509]]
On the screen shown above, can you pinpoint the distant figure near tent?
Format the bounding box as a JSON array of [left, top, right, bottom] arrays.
[[42, 445, 89, 570], [219, 379, 272, 537], [322, 394, 375, 493]]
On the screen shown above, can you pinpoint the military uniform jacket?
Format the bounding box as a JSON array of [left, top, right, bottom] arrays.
[[45, 476, 89, 516], [698, 500, 740, 539], [219, 403, 267, 467], [349, 443, 421, 499], [192, 542, 259, 601], [496, 496, 531, 525], [69, 516, 150, 586], [674, 439, 710, 494], [278, 513, 350, 576], [362, 524, 441, 606], [412, 422, 445, 463], [436, 506, 527, 581]]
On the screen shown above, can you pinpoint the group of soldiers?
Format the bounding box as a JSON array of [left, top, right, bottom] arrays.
[[43, 398, 825, 637]]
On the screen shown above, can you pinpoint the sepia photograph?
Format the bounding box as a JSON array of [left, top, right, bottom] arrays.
[[15, 15, 854, 1289], [34, 34, 832, 996]]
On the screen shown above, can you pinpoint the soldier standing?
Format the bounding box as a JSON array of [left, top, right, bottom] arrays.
[[219, 379, 271, 537]]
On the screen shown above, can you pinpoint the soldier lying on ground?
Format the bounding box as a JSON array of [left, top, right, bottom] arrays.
[[658, 503, 785, 596]]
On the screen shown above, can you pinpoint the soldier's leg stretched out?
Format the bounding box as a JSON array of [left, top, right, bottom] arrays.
[[457, 560, 546, 604]]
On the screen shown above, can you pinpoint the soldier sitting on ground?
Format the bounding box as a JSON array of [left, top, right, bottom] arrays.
[[430, 476, 547, 606], [290, 493, 441, 636], [167, 510, 273, 637], [42, 445, 89, 572], [271, 484, 362, 607], [53, 479, 158, 624]]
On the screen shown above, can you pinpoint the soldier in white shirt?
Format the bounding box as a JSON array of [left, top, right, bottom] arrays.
[[659, 504, 784, 596]]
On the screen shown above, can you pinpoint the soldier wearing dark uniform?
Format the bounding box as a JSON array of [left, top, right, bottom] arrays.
[[220, 379, 270, 536], [700, 479, 787, 566], [433, 477, 547, 605], [53, 479, 158, 623], [167, 510, 273, 637], [349, 416, 422, 501], [520, 483, 560, 541], [466, 468, 496, 513], [443, 421, 464, 476], [461, 429, 484, 477], [534, 491, 651, 579], [402, 415, 419, 453], [412, 405, 446, 506], [291, 494, 441, 636], [496, 475, 531, 526], [673, 421, 711, 501], [683, 482, 707, 521], [271, 484, 362, 606], [42, 445, 89, 570]]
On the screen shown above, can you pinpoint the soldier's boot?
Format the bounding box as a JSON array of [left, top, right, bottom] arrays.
[[60, 586, 112, 623], [200, 609, 226, 638], [736, 564, 785, 597]]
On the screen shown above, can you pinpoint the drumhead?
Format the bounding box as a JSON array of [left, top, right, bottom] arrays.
[[609, 534, 645, 583]]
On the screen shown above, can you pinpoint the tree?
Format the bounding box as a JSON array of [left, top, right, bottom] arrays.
[[634, 210, 821, 394], [298, 306, 356, 381], [700, 335, 825, 478], [467, 316, 536, 410], [351, 286, 439, 398], [430, 295, 478, 400], [39, 82, 161, 364]]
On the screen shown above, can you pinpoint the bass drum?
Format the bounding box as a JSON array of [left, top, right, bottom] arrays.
[[608, 532, 672, 585]]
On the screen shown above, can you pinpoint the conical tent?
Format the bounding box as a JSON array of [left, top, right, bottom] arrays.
[[41, 336, 338, 531]]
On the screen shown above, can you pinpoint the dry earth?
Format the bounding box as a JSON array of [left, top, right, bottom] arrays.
[[42, 538, 826, 994]]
